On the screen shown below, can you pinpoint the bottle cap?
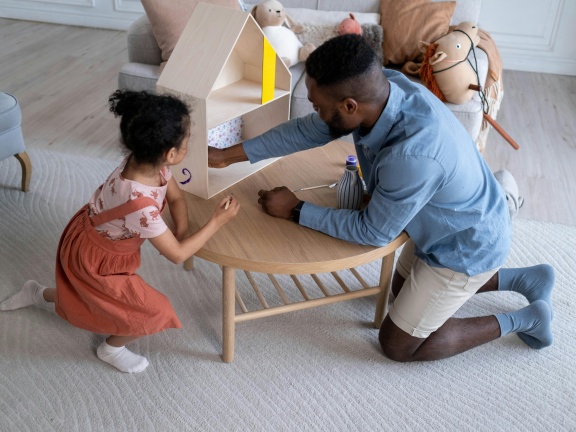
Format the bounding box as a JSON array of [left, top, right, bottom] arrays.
[[346, 155, 357, 165]]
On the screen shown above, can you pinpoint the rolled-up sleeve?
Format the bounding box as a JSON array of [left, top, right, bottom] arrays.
[[243, 114, 332, 163], [299, 156, 445, 246]]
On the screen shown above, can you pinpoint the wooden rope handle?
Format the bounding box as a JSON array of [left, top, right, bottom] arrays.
[[482, 113, 520, 150], [467, 83, 519, 150]]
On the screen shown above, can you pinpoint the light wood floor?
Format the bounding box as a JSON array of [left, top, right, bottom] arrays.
[[1, 18, 575, 225]]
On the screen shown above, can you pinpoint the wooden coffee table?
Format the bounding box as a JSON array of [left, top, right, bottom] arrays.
[[176, 140, 408, 362]]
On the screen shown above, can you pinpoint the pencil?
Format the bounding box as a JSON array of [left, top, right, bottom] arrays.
[[224, 196, 231, 210]]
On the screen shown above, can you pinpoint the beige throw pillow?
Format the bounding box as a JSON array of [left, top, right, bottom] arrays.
[[379, 0, 456, 65], [141, 0, 241, 65]]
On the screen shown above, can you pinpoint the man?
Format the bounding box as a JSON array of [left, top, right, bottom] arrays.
[[208, 34, 554, 362]]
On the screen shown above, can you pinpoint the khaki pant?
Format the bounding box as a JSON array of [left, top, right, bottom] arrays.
[[390, 239, 499, 338]]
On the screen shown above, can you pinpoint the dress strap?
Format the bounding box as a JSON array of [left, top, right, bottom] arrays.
[[90, 197, 160, 226]]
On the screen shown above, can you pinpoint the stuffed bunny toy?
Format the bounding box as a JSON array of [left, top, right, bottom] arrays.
[[251, 0, 315, 67]]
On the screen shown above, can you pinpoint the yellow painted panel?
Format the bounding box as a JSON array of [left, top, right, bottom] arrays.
[[261, 38, 275, 104]]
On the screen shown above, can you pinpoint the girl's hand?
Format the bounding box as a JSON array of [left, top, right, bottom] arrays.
[[150, 196, 238, 264], [212, 195, 240, 226]]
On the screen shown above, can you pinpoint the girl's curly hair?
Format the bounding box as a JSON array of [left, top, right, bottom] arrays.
[[108, 90, 190, 165]]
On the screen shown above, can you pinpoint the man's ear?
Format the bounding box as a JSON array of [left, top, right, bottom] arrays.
[[342, 98, 358, 114]]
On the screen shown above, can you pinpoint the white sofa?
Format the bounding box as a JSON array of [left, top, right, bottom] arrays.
[[118, 0, 489, 145]]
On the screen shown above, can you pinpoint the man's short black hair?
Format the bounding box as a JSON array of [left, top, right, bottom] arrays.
[[305, 34, 377, 87]]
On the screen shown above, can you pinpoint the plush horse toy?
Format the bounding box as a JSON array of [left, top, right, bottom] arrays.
[[405, 21, 519, 150], [419, 21, 481, 104]]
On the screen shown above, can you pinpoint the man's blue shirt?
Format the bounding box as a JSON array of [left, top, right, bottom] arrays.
[[243, 69, 510, 276]]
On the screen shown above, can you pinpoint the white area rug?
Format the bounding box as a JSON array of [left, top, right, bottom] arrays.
[[1, 150, 575, 432]]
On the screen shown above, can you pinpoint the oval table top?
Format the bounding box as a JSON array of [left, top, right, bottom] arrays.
[[180, 140, 408, 274]]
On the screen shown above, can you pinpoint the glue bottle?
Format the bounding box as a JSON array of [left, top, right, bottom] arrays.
[[337, 155, 363, 210], [346, 155, 357, 167], [346, 154, 366, 192]]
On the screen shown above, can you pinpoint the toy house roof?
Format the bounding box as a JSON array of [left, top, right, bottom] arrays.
[[157, 3, 290, 100]]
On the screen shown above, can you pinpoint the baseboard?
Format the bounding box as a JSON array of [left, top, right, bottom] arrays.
[[502, 54, 576, 76], [0, 6, 140, 31]]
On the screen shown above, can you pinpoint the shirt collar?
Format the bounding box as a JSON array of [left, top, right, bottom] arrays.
[[353, 79, 403, 151]]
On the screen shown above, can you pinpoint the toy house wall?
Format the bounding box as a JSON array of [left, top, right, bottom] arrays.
[[157, 3, 291, 199]]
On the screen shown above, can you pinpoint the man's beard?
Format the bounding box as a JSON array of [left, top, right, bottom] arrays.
[[327, 109, 355, 139]]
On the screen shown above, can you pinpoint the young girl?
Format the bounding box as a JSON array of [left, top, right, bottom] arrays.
[[0, 90, 239, 373]]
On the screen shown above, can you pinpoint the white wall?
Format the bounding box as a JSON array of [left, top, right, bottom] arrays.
[[479, 0, 576, 75], [1, 0, 575, 75], [0, 0, 143, 30]]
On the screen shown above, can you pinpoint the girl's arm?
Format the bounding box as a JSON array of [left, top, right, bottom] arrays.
[[150, 195, 239, 264], [165, 177, 188, 240]]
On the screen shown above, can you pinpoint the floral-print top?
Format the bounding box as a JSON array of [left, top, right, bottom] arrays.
[[88, 157, 170, 240]]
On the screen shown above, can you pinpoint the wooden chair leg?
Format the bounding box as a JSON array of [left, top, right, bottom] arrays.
[[14, 151, 32, 192]]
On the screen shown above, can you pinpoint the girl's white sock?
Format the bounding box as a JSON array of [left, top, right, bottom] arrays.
[[96, 341, 149, 373], [0, 280, 52, 311]]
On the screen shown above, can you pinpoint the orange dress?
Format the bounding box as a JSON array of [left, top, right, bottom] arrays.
[[55, 197, 182, 336]]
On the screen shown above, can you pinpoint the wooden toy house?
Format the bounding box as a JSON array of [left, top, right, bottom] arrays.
[[156, 3, 291, 199]]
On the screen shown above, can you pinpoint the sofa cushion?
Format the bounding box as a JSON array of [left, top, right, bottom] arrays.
[[441, 0, 482, 25], [295, 23, 383, 63], [126, 16, 163, 65], [141, 0, 241, 66], [380, 0, 456, 65], [243, 3, 380, 25], [118, 63, 161, 93], [278, 0, 380, 13]]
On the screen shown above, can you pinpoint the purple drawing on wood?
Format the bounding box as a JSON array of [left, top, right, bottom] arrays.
[[180, 168, 192, 185]]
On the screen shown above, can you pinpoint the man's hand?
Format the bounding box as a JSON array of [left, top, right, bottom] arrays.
[[208, 144, 249, 168], [257, 187, 301, 220]]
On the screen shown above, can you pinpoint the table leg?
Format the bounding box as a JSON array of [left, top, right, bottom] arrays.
[[222, 265, 236, 363], [374, 254, 395, 328]]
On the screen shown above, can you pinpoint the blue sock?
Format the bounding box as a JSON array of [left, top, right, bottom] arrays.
[[495, 300, 553, 349], [498, 265, 555, 315]]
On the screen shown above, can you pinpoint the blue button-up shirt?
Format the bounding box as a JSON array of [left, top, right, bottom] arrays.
[[243, 69, 510, 276]]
